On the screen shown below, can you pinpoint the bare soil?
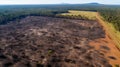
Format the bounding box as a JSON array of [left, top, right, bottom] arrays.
[[91, 13, 120, 67], [0, 16, 112, 67]]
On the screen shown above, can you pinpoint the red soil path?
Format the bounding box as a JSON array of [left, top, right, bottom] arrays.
[[89, 13, 120, 66]]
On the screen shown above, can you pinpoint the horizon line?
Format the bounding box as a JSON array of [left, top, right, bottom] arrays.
[[0, 3, 120, 5]]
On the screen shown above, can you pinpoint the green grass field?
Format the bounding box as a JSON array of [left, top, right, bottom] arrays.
[[58, 10, 97, 20]]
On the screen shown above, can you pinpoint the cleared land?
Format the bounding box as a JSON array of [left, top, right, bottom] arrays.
[[0, 16, 112, 67], [0, 10, 120, 67], [59, 10, 120, 48], [59, 10, 120, 66], [95, 13, 120, 66]]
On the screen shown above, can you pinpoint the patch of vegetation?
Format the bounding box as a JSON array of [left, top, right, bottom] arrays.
[[57, 10, 96, 20], [99, 9, 120, 31], [48, 49, 54, 56], [115, 64, 120, 67]]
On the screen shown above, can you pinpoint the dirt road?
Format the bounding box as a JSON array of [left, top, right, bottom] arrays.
[[90, 13, 120, 66]]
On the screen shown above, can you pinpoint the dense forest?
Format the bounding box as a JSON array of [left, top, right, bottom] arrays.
[[0, 4, 120, 31], [99, 9, 120, 31]]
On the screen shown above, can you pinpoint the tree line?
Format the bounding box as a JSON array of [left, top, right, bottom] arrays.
[[98, 8, 120, 31], [0, 4, 120, 31]]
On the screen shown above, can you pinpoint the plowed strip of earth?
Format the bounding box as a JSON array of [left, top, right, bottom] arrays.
[[89, 13, 120, 66], [0, 16, 119, 67]]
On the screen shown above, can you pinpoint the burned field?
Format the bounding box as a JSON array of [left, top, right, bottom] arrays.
[[0, 16, 112, 67]]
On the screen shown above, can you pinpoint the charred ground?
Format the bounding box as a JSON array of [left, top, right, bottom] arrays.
[[0, 16, 112, 67]]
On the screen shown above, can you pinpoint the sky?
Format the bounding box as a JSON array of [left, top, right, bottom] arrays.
[[0, 0, 120, 5]]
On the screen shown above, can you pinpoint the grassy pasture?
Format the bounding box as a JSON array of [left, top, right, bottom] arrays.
[[58, 10, 97, 20]]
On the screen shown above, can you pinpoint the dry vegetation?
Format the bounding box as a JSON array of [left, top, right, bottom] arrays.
[[57, 10, 97, 20]]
